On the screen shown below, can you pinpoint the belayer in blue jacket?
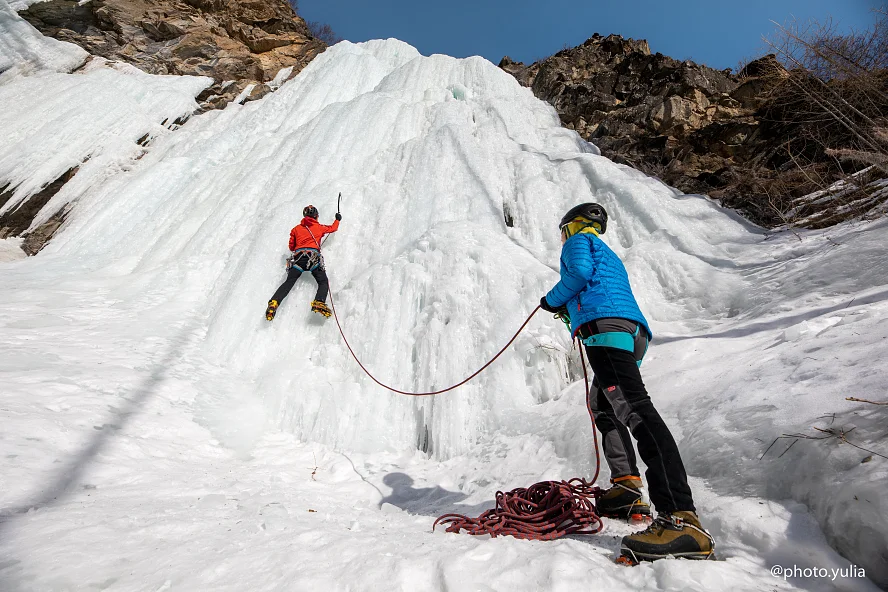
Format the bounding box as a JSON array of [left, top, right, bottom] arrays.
[[541, 203, 715, 565]]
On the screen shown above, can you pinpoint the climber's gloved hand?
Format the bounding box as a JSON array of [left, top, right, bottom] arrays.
[[539, 296, 561, 313], [335, 213, 342, 221]]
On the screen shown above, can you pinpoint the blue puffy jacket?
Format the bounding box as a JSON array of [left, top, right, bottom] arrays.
[[545, 230, 653, 340]]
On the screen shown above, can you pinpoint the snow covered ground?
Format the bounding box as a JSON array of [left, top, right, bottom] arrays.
[[1, 8, 886, 591], [0, 237, 26, 262]]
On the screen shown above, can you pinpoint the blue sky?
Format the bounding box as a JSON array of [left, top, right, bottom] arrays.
[[296, 0, 882, 71]]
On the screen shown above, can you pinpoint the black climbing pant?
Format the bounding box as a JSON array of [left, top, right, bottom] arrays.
[[270, 252, 329, 304], [579, 319, 695, 514]]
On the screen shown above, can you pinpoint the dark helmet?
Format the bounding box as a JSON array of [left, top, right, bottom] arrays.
[[303, 205, 319, 219], [559, 202, 608, 235]]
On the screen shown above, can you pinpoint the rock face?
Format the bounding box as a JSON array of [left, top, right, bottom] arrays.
[[499, 35, 829, 227], [3, 0, 326, 257], [0, 167, 77, 255], [20, 0, 326, 109]]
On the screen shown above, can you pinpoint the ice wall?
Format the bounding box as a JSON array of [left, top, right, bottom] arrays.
[[29, 39, 762, 458]]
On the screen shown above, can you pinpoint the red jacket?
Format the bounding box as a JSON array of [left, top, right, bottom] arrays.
[[289, 217, 340, 251]]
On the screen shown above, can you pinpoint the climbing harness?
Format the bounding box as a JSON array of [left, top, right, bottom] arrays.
[[286, 248, 323, 272], [581, 324, 648, 367]]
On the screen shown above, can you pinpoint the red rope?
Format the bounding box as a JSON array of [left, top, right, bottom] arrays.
[[309, 222, 606, 539], [431, 337, 605, 540], [433, 478, 603, 539], [329, 292, 541, 396], [579, 344, 602, 486], [307, 224, 541, 397]]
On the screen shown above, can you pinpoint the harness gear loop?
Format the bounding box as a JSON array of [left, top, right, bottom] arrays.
[[554, 310, 571, 330], [287, 248, 323, 272]]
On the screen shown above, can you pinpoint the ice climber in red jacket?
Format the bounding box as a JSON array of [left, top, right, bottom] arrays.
[[266, 205, 341, 321]]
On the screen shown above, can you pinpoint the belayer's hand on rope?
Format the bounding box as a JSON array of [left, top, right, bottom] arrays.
[[540, 296, 571, 330], [539, 295, 561, 313]]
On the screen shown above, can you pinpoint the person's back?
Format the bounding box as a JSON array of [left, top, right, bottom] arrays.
[[551, 230, 651, 340], [289, 216, 339, 251]]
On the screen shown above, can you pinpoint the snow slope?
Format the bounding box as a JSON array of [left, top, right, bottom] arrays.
[[0, 0, 211, 239], [0, 0, 86, 75], [0, 23, 885, 592]]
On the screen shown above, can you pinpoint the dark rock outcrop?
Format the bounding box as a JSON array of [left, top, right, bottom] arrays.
[[500, 35, 859, 228], [20, 0, 326, 110], [0, 167, 79, 244]]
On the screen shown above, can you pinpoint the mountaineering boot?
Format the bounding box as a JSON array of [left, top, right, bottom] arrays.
[[617, 510, 715, 565], [311, 300, 332, 318], [265, 300, 279, 321], [596, 476, 652, 522]]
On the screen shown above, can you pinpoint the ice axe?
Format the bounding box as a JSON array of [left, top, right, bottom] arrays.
[[320, 192, 342, 248]]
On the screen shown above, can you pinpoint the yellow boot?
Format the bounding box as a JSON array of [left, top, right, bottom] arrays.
[[311, 300, 332, 318], [618, 510, 715, 564], [265, 300, 279, 321], [596, 475, 652, 522]]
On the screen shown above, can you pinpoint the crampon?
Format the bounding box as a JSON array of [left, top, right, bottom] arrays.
[[311, 300, 332, 318]]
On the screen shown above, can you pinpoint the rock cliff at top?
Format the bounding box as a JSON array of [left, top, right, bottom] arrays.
[[500, 34, 882, 228], [20, 0, 326, 108]]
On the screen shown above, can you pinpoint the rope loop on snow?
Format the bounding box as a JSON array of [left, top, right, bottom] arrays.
[[430, 342, 605, 540], [433, 477, 603, 540]]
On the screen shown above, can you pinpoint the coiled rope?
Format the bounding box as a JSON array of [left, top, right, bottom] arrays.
[[432, 345, 604, 539], [309, 221, 606, 540], [433, 478, 602, 539]]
